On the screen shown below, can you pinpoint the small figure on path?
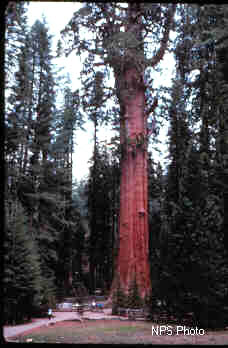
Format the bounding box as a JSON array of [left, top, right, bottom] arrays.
[[91, 300, 96, 311], [97, 303, 104, 312], [48, 308, 52, 320]]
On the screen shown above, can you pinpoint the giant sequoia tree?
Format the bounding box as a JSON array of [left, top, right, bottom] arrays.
[[61, 3, 176, 297]]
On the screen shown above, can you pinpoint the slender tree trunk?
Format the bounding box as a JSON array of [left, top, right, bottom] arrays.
[[22, 57, 35, 174], [89, 115, 98, 293]]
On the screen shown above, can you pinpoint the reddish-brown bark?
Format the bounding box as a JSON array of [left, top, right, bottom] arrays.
[[111, 68, 151, 298], [109, 4, 176, 300]]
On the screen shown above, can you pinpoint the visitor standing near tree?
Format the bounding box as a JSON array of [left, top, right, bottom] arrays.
[[48, 308, 52, 320]]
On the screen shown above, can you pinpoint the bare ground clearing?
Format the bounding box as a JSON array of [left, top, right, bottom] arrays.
[[6, 319, 228, 344]]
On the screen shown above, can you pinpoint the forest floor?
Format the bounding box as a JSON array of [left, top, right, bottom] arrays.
[[4, 310, 228, 344]]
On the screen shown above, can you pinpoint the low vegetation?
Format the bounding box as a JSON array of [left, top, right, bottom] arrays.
[[9, 320, 228, 344]]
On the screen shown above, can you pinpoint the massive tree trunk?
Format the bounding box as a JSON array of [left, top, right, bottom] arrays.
[[106, 3, 176, 299], [112, 67, 151, 298]]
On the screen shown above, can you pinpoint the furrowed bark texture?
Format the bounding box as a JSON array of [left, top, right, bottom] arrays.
[[109, 4, 176, 300], [114, 68, 151, 298]]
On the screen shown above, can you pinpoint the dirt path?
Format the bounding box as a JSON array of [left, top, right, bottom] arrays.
[[4, 311, 80, 339], [3, 309, 120, 340], [5, 317, 228, 345], [5, 310, 228, 344]]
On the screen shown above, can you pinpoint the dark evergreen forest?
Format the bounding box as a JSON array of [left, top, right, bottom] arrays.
[[4, 2, 228, 329]]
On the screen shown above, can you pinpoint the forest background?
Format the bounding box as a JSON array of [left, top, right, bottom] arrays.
[[4, 1, 228, 330]]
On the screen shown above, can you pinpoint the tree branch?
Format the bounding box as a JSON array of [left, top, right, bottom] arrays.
[[146, 97, 158, 118], [147, 117, 157, 138], [94, 62, 105, 67], [146, 4, 176, 68]]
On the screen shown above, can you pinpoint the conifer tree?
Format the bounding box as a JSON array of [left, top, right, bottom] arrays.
[[87, 142, 120, 293], [52, 83, 84, 294], [61, 2, 176, 298], [5, 4, 88, 320], [213, 6, 228, 252], [4, 204, 43, 324], [151, 4, 228, 329], [5, 17, 60, 310], [5, 2, 28, 90]]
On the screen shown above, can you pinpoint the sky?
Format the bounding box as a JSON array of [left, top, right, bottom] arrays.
[[26, 2, 175, 181]]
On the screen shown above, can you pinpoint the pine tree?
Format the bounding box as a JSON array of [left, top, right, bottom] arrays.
[[151, 4, 228, 329], [52, 81, 84, 295], [87, 142, 120, 293], [5, 4, 90, 322], [5, 2, 28, 90], [213, 6, 228, 253], [3, 204, 43, 324], [148, 156, 164, 297], [23, 19, 58, 302], [4, 2, 46, 325], [5, 17, 61, 310], [5, 1, 29, 243]]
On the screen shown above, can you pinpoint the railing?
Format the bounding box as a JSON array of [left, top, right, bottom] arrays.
[[72, 303, 104, 313], [117, 307, 149, 320], [72, 304, 85, 314], [128, 308, 147, 320]]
